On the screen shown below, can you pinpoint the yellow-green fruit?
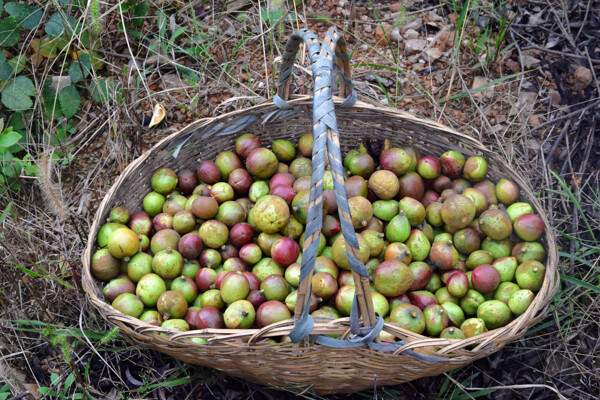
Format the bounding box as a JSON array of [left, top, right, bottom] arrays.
[[331, 233, 370, 271], [515, 261, 545, 291], [460, 317, 488, 338], [107, 227, 140, 259], [477, 300, 511, 329]]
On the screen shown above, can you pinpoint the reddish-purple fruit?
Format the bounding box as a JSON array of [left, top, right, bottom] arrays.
[[256, 300, 292, 328], [129, 211, 152, 236], [440, 151, 465, 178], [197, 160, 221, 184], [271, 237, 301, 267], [345, 175, 368, 198], [153, 213, 173, 232], [428, 241, 459, 270], [471, 264, 501, 293], [228, 168, 253, 194], [473, 180, 498, 205], [453, 228, 481, 255], [323, 190, 338, 214], [157, 290, 188, 319], [215, 151, 243, 181], [184, 306, 202, 329], [177, 169, 198, 194], [246, 148, 279, 179], [338, 270, 354, 287], [270, 172, 295, 188], [235, 133, 261, 159], [223, 257, 246, 272], [432, 175, 452, 193], [322, 215, 341, 238], [195, 267, 217, 292], [219, 244, 238, 262], [192, 183, 212, 197], [191, 196, 219, 220], [408, 262, 433, 291], [270, 185, 296, 206], [177, 232, 203, 259], [421, 190, 440, 209], [229, 223, 254, 248], [242, 272, 260, 291], [246, 289, 267, 308], [451, 178, 471, 194], [196, 307, 224, 329], [416, 156, 441, 180], [407, 291, 439, 310], [397, 172, 425, 200], [311, 271, 338, 301], [380, 148, 411, 176], [514, 214, 544, 241], [103, 277, 135, 302]]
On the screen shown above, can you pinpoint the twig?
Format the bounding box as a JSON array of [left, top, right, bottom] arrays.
[[530, 99, 600, 132]]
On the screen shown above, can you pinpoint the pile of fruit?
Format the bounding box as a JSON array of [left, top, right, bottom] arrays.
[[91, 133, 547, 342]]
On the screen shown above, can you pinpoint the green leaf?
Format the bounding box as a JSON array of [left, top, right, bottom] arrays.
[[0, 51, 5, 64], [37, 387, 51, 395], [7, 53, 25, 75], [5, 2, 43, 30], [1, 76, 35, 111], [64, 373, 75, 390], [68, 53, 92, 83], [59, 85, 80, 117], [42, 85, 63, 119], [45, 12, 78, 38], [0, 17, 20, 47], [0, 129, 21, 148], [0, 1, 4, 14], [560, 273, 600, 294], [90, 78, 121, 103], [133, 1, 149, 28]]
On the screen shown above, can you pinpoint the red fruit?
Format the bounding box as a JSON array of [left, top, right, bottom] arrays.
[[178, 232, 203, 259], [196, 307, 224, 329], [229, 223, 254, 248], [407, 291, 438, 310], [220, 244, 238, 261], [513, 214, 544, 241], [270, 185, 296, 205], [256, 300, 292, 328], [214, 271, 229, 290], [228, 168, 253, 194], [246, 289, 267, 308], [195, 268, 217, 292], [270, 172, 296, 188], [432, 175, 452, 193], [177, 169, 198, 194], [323, 190, 338, 214], [235, 133, 261, 159], [271, 237, 300, 267], [416, 156, 441, 180], [197, 160, 221, 184], [153, 213, 173, 232], [471, 264, 501, 293], [440, 269, 462, 284], [420, 190, 439, 209], [242, 272, 261, 291], [446, 271, 469, 298], [398, 172, 425, 200], [184, 307, 202, 329]]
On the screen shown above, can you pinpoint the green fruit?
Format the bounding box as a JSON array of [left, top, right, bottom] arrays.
[[143, 192, 166, 217], [435, 287, 459, 305], [157, 290, 188, 319], [284, 263, 301, 287], [423, 304, 449, 336], [272, 139, 297, 162], [495, 179, 519, 205], [343, 149, 360, 170], [181, 261, 200, 280], [373, 260, 414, 297], [250, 195, 290, 233], [348, 196, 373, 229], [493, 282, 520, 304], [252, 258, 284, 281], [506, 202, 534, 223], [460, 318, 488, 337], [108, 206, 130, 224], [139, 310, 163, 326], [136, 273, 166, 307], [459, 289, 485, 316], [215, 151, 242, 180], [508, 289, 534, 315], [440, 327, 466, 339], [151, 168, 178, 194], [425, 272, 443, 293], [127, 252, 153, 282], [433, 232, 453, 243], [246, 148, 279, 179], [465, 250, 494, 270], [289, 157, 312, 178], [223, 300, 255, 329], [97, 222, 126, 248], [385, 212, 411, 243], [150, 229, 180, 255], [480, 238, 513, 259], [453, 228, 480, 255], [112, 293, 144, 318], [345, 175, 368, 198], [152, 248, 183, 279], [462, 188, 488, 215], [347, 153, 375, 179], [107, 227, 140, 259], [199, 289, 225, 310], [441, 194, 475, 229], [425, 202, 444, 227], [398, 197, 426, 227], [405, 229, 431, 261], [373, 200, 399, 221], [371, 292, 390, 317], [389, 304, 425, 334], [91, 248, 120, 281], [478, 209, 512, 240], [261, 274, 290, 302], [515, 261, 545, 291], [163, 194, 188, 216], [512, 241, 546, 264], [331, 233, 370, 271], [463, 156, 487, 182], [362, 230, 385, 257], [477, 300, 511, 329], [492, 257, 518, 282], [221, 272, 250, 304], [299, 232, 326, 256], [441, 302, 465, 327], [161, 319, 189, 332], [170, 275, 198, 304], [298, 133, 313, 157], [210, 182, 235, 204], [199, 220, 229, 248]]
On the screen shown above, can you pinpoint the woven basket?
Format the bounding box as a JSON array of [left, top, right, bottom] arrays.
[[81, 28, 559, 394]]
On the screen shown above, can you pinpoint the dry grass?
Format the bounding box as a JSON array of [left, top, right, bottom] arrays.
[[0, 0, 598, 398]]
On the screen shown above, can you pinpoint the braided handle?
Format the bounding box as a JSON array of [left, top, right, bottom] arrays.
[[290, 27, 377, 343]]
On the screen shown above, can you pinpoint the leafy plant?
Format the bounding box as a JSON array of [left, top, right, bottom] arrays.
[[38, 372, 83, 399]]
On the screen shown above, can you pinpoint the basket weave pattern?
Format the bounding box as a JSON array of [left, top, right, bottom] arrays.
[[82, 29, 558, 394]]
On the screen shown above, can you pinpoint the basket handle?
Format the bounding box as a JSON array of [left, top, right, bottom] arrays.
[[290, 27, 377, 344]]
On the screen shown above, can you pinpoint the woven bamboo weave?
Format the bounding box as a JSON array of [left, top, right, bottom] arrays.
[[81, 28, 559, 394]]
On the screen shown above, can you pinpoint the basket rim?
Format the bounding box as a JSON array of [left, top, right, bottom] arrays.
[[82, 95, 559, 359]]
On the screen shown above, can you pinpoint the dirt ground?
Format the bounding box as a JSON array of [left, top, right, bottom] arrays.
[[0, 0, 598, 399]]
